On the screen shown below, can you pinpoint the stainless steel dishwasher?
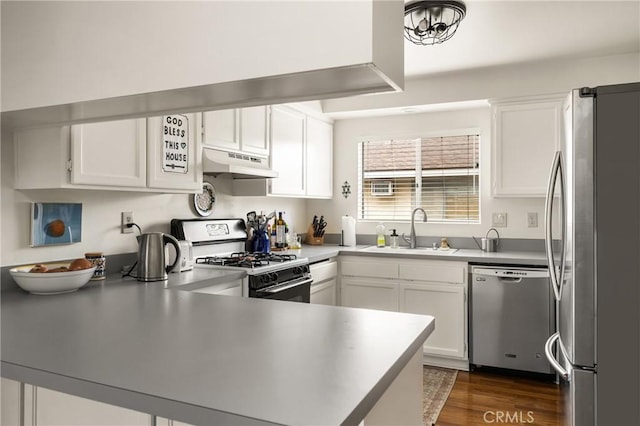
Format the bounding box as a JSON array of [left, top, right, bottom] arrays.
[[470, 265, 554, 374]]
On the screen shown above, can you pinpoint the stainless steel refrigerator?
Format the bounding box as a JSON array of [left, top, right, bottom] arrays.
[[544, 82, 640, 426]]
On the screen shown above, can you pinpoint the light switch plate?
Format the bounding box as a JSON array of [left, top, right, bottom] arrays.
[[527, 212, 538, 228], [492, 212, 508, 227]]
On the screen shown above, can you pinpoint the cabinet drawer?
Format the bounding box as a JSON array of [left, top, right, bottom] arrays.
[[341, 259, 398, 279], [310, 260, 337, 282], [398, 261, 466, 284]]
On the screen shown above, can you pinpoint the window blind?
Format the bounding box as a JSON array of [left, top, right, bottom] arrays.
[[358, 134, 479, 223]]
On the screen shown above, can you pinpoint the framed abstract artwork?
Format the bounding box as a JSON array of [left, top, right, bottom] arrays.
[[30, 202, 82, 247]]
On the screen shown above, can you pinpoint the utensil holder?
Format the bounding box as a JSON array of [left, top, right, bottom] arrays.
[[305, 225, 324, 245]]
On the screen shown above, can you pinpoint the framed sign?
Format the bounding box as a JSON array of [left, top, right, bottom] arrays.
[[162, 114, 189, 174]]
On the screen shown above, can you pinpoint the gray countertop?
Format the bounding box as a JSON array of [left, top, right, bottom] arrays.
[[281, 244, 548, 266], [1, 244, 546, 425], [1, 272, 434, 426]]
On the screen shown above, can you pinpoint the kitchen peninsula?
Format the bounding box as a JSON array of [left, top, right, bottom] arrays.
[[1, 273, 434, 426]]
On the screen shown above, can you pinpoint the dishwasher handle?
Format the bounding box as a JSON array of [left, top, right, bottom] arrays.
[[497, 277, 523, 283], [471, 267, 549, 279]]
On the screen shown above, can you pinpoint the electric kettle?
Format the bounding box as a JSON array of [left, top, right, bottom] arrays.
[[136, 232, 181, 282]]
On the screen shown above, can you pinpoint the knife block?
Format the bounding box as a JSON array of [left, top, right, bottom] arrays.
[[305, 225, 324, 245]]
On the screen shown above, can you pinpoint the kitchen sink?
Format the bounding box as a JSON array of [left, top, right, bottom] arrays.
[[360, 246, 459, 255]]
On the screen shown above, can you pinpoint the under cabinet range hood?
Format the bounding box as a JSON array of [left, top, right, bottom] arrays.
[[202, 147, 278, 179]]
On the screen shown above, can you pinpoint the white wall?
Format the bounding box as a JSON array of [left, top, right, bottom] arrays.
[[0, 132, 307, 267], [309, 106, 547, 240]]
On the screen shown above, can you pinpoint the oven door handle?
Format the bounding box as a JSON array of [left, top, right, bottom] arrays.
[[256, 276, 313, 294]]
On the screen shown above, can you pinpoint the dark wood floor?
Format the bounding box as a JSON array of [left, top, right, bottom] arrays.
[[437, 368, 565, 425]]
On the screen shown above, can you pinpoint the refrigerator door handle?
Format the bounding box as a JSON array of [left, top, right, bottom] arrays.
[[544, 151, 566, 301], [545, 332, 569, 380]]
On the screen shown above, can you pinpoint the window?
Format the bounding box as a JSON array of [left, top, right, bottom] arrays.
[[358, 134, 480, 223]]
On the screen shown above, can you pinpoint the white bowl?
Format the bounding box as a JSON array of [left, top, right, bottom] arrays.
[[10, 263, 97, 295]]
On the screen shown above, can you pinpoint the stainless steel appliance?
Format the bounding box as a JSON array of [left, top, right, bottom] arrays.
[[202, 147, 278, 178], [544, 83, 640, 426], [471, 265, 553, 374], [171, 218, 312, 302], [169, 240, 195, 272], [136, 232, 181, 282]]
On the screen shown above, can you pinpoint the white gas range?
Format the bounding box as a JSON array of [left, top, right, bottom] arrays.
[[171, 218, 312, 302]]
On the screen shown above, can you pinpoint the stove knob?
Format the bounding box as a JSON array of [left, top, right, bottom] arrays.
[[269, 272, 278, 283], [293, 266, 302, 275], [302, 264, 310, 274], [261, 275, 271, 284]]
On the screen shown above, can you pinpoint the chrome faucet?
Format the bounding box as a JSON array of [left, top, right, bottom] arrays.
[[402, 208, 427, 249]]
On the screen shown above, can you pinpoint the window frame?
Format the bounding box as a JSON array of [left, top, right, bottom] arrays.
[[357, 128, 481, 224]]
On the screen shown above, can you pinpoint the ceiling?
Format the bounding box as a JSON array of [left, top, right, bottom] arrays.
[[404, 0, 640, 78]]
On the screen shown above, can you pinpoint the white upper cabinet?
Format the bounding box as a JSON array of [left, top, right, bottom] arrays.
[[269, 106, 306, 196], [14, 114, 202, 193], [266, 105, 333, 198], [147, 113, 202, 191], [202, 106, 269, 156], [240, 106, 270, 156], [491, 95, 564, 197], [305, 116, 333, 198], [202, 109, 238, 151], [71, 118, 147, 187]]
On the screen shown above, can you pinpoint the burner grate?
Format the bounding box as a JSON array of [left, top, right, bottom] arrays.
[[196, 252, 297, 268]]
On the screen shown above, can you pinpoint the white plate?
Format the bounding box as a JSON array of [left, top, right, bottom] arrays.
[[193, 182, 216, 217], [10, 263, 97, 295]]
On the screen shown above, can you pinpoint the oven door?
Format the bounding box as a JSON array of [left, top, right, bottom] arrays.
[[252, 276, 312, 303]]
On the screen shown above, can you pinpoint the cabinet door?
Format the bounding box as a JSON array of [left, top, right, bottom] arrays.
[[31, 386, 151, 426], [202, 109, 239, 151], [147, 113, 203, 191], [305, 116, 333, 198], [399, 282, 466, 359], [240, 106, 269, 156], [71, 118, 147, 187], [14, 126, 70, 189], [269, 106, 305, 196], [1, 378, 21, 426], [492, 97, 563, 197], [310, 279, 337, 305], [341, 278, 398, 312]]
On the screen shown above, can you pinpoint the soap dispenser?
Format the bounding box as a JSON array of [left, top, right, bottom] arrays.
[[376, 223, 386, 248], [390, 229, 399, 249]]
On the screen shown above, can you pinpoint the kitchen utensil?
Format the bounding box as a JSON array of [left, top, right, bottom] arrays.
[[136, 232, 181, 282], [10, 263, 97, 295], [472, 228, 501, 252]]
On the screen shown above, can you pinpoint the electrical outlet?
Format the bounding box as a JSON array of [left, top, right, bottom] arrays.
[[121, 211, 134, 234], [527, 212, 538, 228], [492, 212, 508, 227]]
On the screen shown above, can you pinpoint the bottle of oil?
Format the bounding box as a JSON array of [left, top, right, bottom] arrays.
[[276, 212, 286, 249]]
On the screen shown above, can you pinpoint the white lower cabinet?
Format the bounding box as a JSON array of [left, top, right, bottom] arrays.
[[1, 378, 21, 426], [399, 282, 466, 359], [340, 256, 468, 369], [341, 278, 398, 312], [21, 384, 152, 426], [310, 279, 337, 305], [310, 259, 338, 306]]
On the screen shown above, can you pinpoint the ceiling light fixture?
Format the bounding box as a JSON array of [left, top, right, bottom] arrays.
[[404, 0, 466, 46]]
